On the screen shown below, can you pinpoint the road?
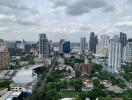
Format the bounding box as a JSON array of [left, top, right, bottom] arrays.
[[21, 64, 44, 70], [38, 57, 56, 90]]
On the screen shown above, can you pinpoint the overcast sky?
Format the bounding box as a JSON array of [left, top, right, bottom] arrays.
[[0, 0, 132, 42]]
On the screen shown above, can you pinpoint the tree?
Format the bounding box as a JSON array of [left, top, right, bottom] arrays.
[[78, 92, 87, 100], [30, 84, 60, 100], [0, 80, 11, 88], [74, 80, 83, 92], [92, 64, 103, 73], [75, 71, 81, 78], [99, 95, 112, 100], [29, 60, 35, 65]]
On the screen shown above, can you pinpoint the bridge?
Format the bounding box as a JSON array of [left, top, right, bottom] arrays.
[[21, 64, 44, 70]]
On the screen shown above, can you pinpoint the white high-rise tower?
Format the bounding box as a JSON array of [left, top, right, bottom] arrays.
[[108, 35, 121, 73], [96, 34, 109, 57], [123, 39, 132, 62]]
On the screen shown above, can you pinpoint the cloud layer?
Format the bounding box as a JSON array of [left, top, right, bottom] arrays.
[[52, 0, 116, 16], [0, 0, 132, 41]]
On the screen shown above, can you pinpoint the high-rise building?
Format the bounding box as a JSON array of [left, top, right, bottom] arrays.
[[39, 34, 49, 59], [123, 39, 132, 62], [96, 42, 101, 54], [24, 44, 32, 53], [100, 34, 109, 48], [16, 41, 24, 50], [120, 32, 127, 58], [96, 34, 109, 57], [49, 40, 53, 52], [89, 32, 98, 53], [108, 35, 121, 73], [0, 39, 4, 47], [80, 37, 86, 52], [59, 39, 65, 54], [0, 46, 10, 69], [120, 32, 127, 47], [63, 41, 70, 54]]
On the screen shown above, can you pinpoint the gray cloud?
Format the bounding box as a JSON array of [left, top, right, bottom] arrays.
[[0, 15, 39, 28], [0, 0, 37, 14], [80, 26, 92, 31], [52, 0, 68, 7], [127, 0, 132, 3], [103, 5, 116, 12], [51, 0, 116, 16], [0, 0, 39, 28], [66, 0, 105, 15]]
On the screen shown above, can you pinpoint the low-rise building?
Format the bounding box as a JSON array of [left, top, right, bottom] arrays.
[[20, 61, 28, 66], [10, 83, 23, 92], [100, 80, 112, 88], [107, 86, 124, 93], [82, 79, 93, 91], [0, 91, 22, 100], [74, 64, 92, 74], [60, 98, 75, 100], [63, 72, 72, 79], [31, 48, 38, 57], [0, 88, 8, 97]]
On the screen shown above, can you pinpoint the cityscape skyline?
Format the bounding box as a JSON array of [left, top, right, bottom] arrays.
[[0, 0, 132, 100], [0, 32, 132, 42], [0, 0, 132, 41]]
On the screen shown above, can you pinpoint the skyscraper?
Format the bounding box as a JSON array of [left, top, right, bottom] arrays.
[[120, 32, 127, 58], [89, 32, 98, 53], [123, 39, 132, 62], [108, 35, 121, 73], [59, 39, 65, 54], [80, 37, 86, 52], [120, 32, 127, 47], [39, 34, 49, 59], [49, 40, 53, 52], [63, 41, 70, 54]]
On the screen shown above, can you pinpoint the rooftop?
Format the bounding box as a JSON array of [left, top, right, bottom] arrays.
[[6, 91, 22, 100], [0, 46, 6, 52], [0, 88, 8, 91], [60, 98, 75, 100]]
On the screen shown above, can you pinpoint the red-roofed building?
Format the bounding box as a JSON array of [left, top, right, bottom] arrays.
[[74, 64, 92, 74]]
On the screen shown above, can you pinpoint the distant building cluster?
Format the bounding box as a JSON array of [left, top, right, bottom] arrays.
[[78, 32, 131, 73], [37, 32, 131, 73], [0, 32, 131, 73]]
